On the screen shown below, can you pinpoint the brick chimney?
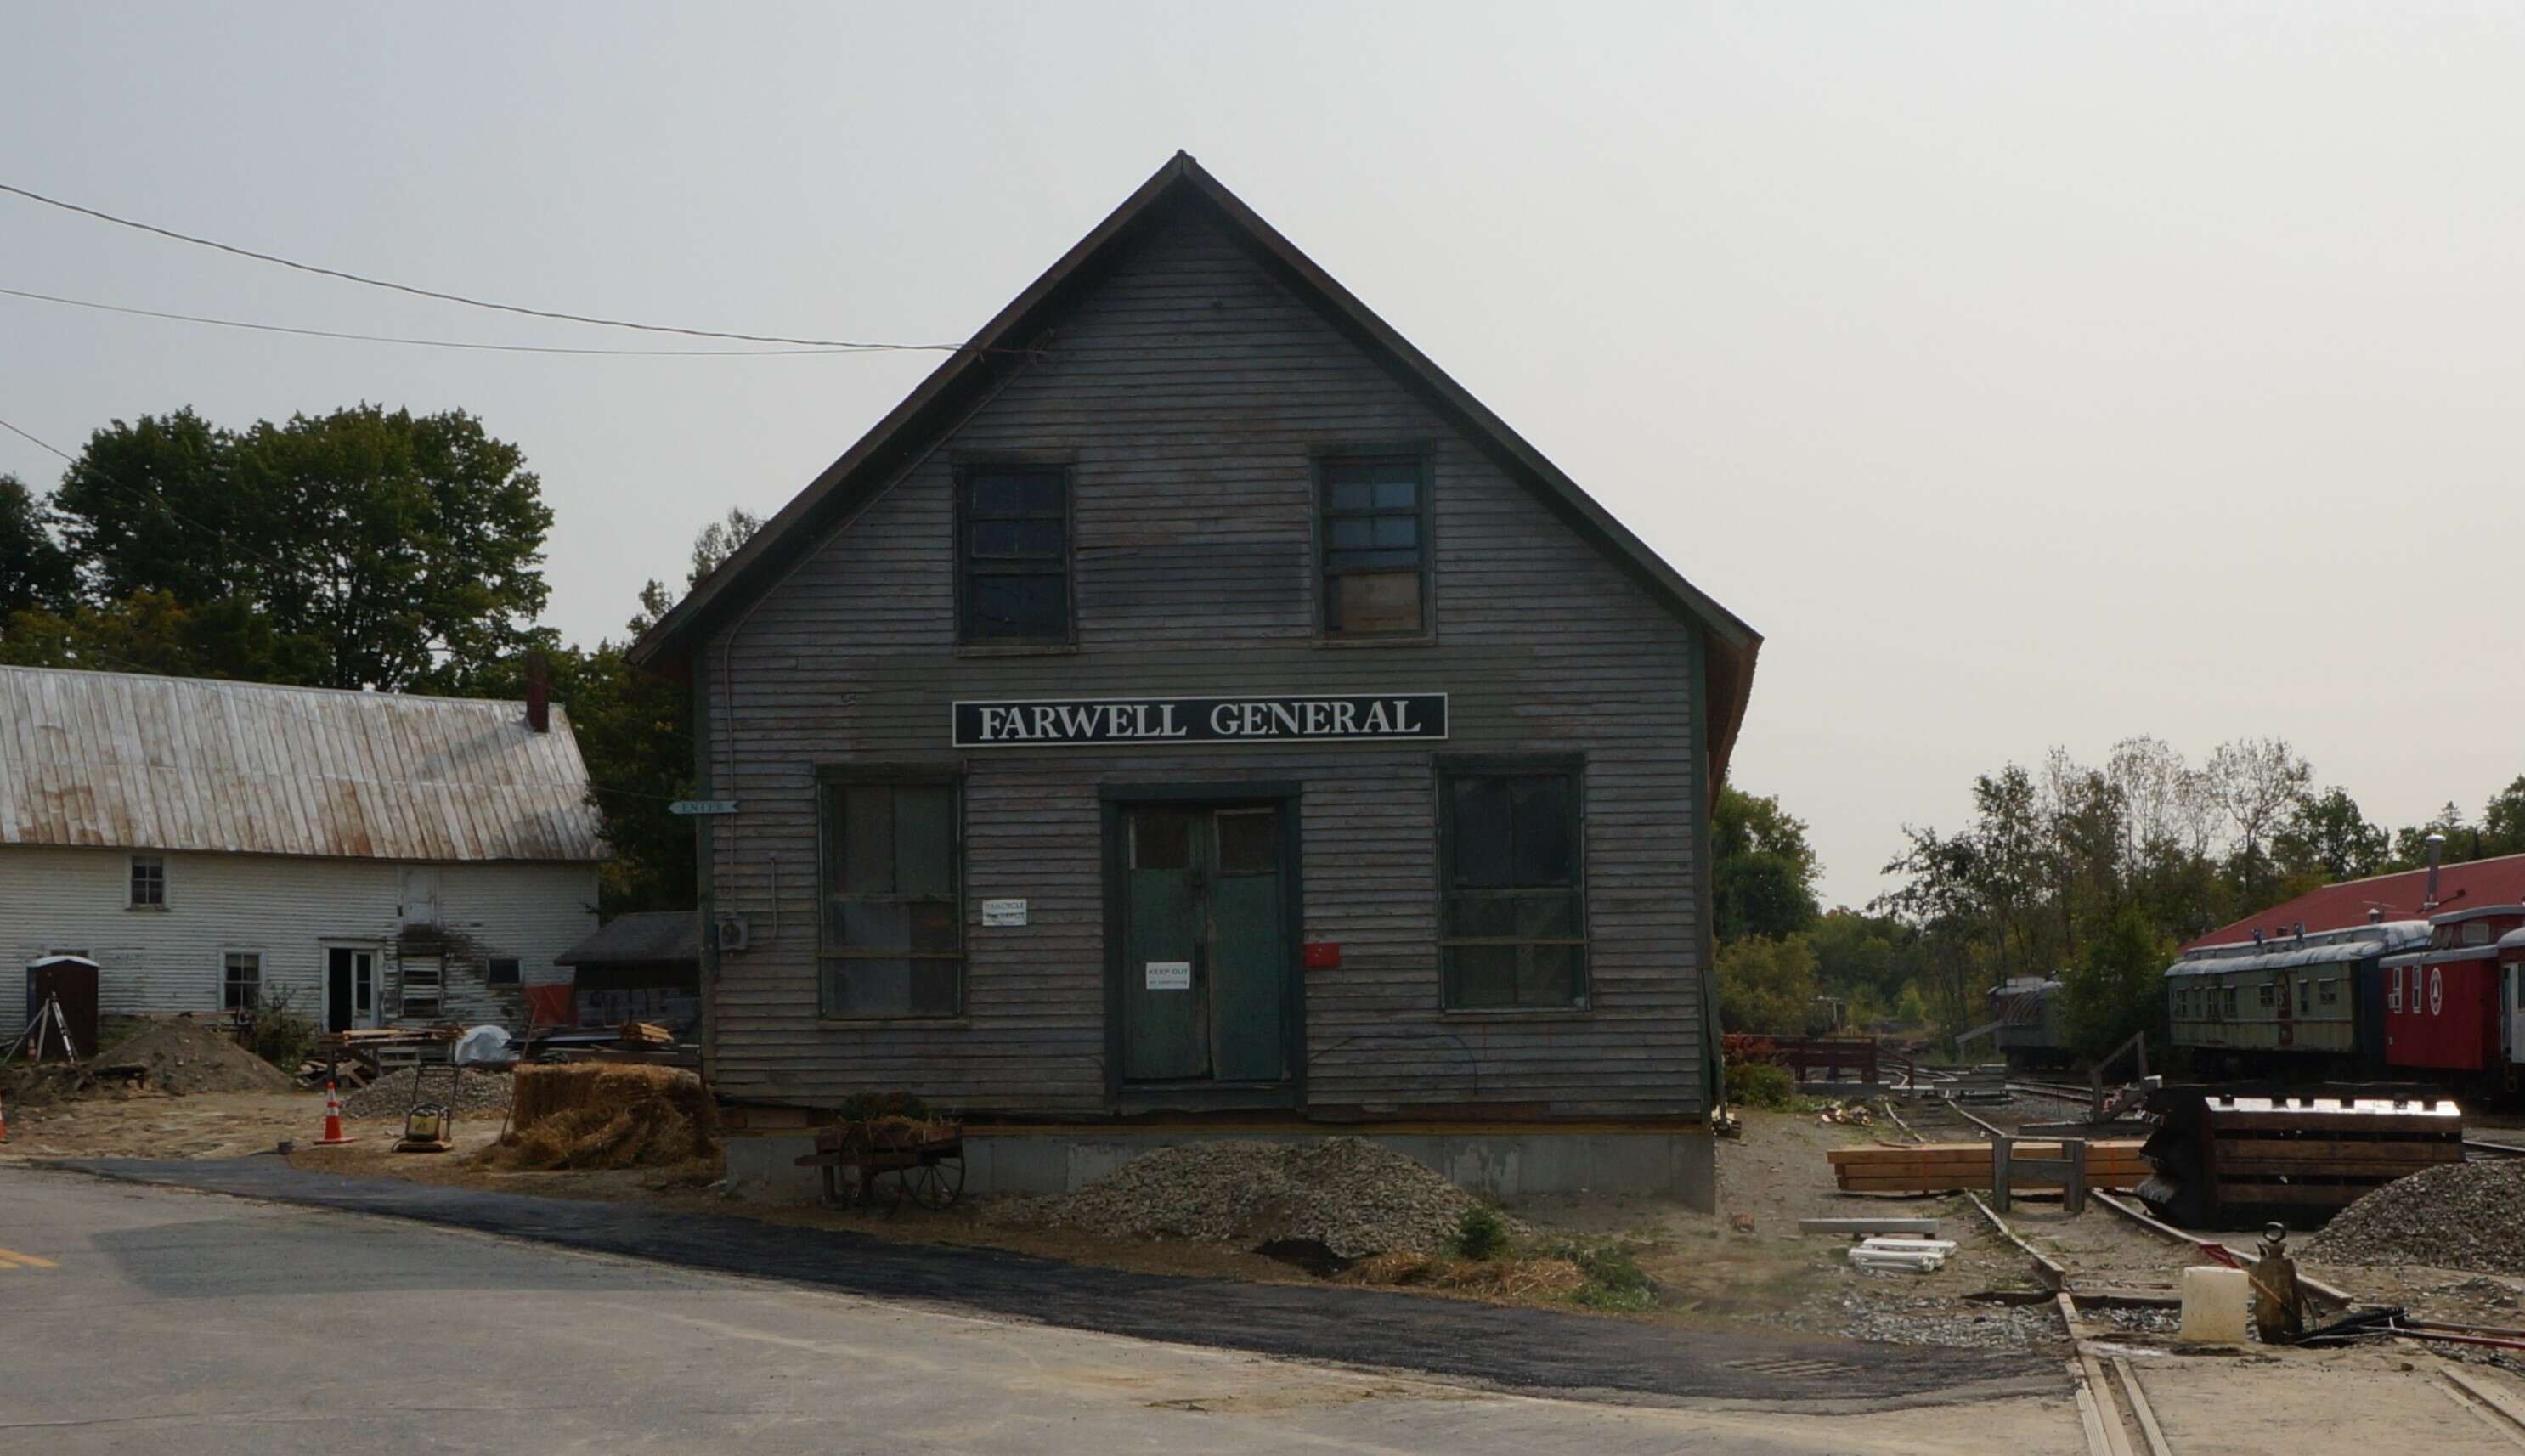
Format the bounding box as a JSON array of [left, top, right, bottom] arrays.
[[525, 651, 550, 734]]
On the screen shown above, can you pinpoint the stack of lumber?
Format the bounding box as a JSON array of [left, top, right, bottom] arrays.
[[614, 1021, 675, 1048], [1829, 1140, 2149, 1193]]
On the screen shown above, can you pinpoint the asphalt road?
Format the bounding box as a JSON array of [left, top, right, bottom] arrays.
[[0, 1164, 2082, 1455]]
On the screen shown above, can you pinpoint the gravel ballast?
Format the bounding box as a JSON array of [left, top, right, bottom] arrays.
[[1012, 1137, 1488, 1259], [340, 1068, 514, 1119], [2307, 1158, 2525, 1276]]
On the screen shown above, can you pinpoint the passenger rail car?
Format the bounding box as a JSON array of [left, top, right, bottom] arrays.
[[2167, 906, 2525, 1093], [1989, 976, 2069, 1070]]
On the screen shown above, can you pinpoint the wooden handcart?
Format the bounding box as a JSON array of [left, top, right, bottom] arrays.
[[794, 1119, 965, 1213]]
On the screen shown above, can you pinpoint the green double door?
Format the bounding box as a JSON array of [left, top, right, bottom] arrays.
[[1121, 804, 1291, 1085]]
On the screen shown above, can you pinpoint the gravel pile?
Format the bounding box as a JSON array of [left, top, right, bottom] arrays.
[[340, 1067, 514, 1119], [96, 1018, 295, 1095], [2307, 1160, 2525, 1277], [1026, 1138, 1488, 1259]]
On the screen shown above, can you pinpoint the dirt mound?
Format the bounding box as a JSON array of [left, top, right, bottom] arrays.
[[2306, 1158, 2525, 1276], [473, 1063, 716, 1171], [339, 1067, 513, 1120], [1016, 1137, 1490, 1260], [6, 1016, 292, 1102]]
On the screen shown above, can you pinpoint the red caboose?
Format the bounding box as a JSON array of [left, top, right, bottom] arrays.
[[2383, 904, 2525, 1077]]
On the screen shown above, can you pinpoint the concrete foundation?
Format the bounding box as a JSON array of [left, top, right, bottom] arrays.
[[724, 1127, 1716, 1211]]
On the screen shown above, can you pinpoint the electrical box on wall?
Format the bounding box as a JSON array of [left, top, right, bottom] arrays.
[[715, 914, 750, 952]]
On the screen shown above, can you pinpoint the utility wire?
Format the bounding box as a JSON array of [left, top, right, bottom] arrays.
[[0, 179, 980, 353], [0, 285, 881, 356], [0, 410, 306, 582]]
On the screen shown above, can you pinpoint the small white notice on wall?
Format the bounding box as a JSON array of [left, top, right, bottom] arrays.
[[980, 898, 1028, 927], [1145, 961, 1192, 990]]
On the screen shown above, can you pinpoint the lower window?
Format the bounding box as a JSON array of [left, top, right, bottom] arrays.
[[820, 774, 964, 1017], [222, 951, 262, 1012], [1438, 760, 1588, 1009]]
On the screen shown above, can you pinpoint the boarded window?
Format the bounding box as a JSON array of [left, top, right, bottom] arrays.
[[1320, 456, 1428, 636], [958, 466, 1070, 642], [1439, 765, 1586, 1009], [129, 855, 165, 907], [222, 951, 261, 1012], [821, 777, 963, 1017]]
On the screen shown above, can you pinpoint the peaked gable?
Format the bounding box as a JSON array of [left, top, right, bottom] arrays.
[[632, 152, 1760, 785]]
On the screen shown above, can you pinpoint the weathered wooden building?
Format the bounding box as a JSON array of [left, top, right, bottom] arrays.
[[631, 154, 1760, 1205], [0, 665, 604, 1034]]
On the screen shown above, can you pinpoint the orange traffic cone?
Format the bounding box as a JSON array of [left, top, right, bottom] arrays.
[[316, 1081, 356, 1145]]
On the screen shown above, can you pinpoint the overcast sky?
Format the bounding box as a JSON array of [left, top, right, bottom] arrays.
[[3, 4, 2519, 908]]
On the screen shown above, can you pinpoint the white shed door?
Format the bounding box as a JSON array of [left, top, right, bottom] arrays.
[[398, 866, 442, 927]]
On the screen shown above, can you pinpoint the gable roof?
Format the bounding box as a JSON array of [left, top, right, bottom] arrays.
[[630, 151, 1762, 785], [2180, 852, 2525, 951], [0, 663, 606, 863]]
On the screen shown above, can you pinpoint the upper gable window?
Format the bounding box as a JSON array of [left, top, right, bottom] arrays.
[[1319, 455, 1430, 638], [957, 465, 1071, 644]]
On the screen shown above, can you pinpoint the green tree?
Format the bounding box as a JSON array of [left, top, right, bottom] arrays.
[[2389, 803, 2471, 869], [2059, 906, 2168, 1060], [1714, 934, 1820, 1036], [50, 405, 552, 691], [2, 589, 321, 681], [2483, 776, 2525, 858], [1713, 786, 1822, 943], [0, 475, 74, 618], [2206, 736, 2312, 906], [2275, 786, 2389, 881]]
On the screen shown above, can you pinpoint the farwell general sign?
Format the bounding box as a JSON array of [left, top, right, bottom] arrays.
[[952, 694, 1447, 748]]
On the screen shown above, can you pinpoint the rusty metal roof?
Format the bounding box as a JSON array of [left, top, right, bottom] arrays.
[[0, 665, 606, 862]]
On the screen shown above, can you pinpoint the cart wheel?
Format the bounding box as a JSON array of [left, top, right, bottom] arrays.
[[896, 1154, 964, 1211]]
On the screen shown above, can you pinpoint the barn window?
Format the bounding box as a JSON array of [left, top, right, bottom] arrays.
[[129, 855, 166, 907], [956, 465, 1070, 644], [222, 951, 261, 1012], [819, 772, 963, 1018], [1319, 454, 1431, 638], [1438, 759, 1586, 1010], [486, 957, 521, 986]]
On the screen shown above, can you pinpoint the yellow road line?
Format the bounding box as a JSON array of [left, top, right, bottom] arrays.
[[0, 1247, 58, 1268]]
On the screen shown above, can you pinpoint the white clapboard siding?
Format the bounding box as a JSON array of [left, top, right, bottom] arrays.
[[0, 846, 596, 1027]]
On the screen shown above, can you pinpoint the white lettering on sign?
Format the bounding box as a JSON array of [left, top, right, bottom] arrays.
[[953, 695, 1445, 748], [980, 899, 1028, 928], [1145, 961, 1192, 990]]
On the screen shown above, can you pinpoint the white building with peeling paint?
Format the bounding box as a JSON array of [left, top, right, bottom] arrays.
[[0, 664, 605, 1034]]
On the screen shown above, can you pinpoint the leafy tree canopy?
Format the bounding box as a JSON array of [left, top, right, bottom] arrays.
[[1714, 785, 1822, 943], [0, 474, 74, 618], [46, 404, 551, 691]]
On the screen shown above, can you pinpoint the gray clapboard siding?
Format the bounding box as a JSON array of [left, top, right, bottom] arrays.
[[700, 206, 1709, 1118]]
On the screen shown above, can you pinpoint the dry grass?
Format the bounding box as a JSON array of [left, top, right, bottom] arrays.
[[477, 1063, 718, 1171]]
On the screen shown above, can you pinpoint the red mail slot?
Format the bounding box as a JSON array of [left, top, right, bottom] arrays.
[[1302, 942, 1342, 969]]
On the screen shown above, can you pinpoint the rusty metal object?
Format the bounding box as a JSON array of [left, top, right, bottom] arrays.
[[2251, 1222, 2307, 1343]]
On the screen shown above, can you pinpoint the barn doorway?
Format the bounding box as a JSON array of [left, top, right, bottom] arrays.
[[1108, 793, 1299, 1097]]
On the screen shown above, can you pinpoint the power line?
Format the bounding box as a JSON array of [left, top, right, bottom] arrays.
[[0, 285, 885, 356], [0, 413, 71, 462], [0, 179, 980, 353]]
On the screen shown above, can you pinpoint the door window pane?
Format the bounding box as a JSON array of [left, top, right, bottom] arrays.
[[1132, 809, 1195, 871], [1217, 810, 1278, 874]]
